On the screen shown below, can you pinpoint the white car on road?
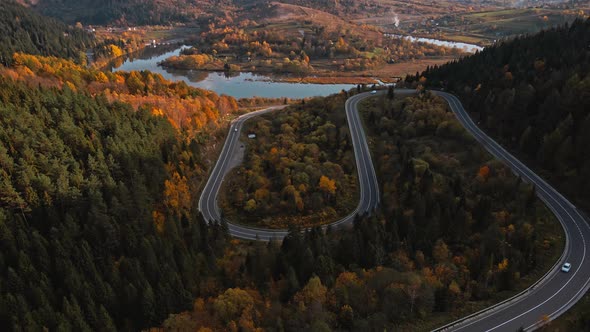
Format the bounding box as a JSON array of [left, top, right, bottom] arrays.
[[561, 262, 572, 273]]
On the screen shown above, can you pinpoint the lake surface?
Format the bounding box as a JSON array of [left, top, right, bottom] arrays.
[[112, 46, 356, 99], [385, 34, 484, 53]]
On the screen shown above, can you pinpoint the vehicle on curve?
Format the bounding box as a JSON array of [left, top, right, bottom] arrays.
[[561, 262, 572, 273]]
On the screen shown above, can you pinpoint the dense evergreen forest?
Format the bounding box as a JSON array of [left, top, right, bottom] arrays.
[[0, 76, 233, 330], [0, 51, 241, 330], [0, 1, 94, 66], [420, 18, 590, 212], [221, 94, 358, 228]]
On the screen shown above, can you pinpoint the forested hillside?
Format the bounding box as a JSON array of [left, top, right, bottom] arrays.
[[159, 93, 560, 331], [420, 18, 590, 212], [0, 53, 241, 330], [0, 77, 234, 330], [4, 53, 237, 134], [0, 1, 94, 66]]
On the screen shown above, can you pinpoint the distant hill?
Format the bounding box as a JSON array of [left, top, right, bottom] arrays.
[[247, 1, 360, 33], [17, 0, 229, 25], [0, 1, 94, 65], [15, 0, 443, 27], [18, 0, 385, 25]]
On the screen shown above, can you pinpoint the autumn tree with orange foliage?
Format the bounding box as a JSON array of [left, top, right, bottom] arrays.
[[3, 53, 238, 134], [478, 164, 491, 181], [164, 171, 192, 218], [318, 175, 337, 200]]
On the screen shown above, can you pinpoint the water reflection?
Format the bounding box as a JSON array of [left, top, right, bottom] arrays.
[[111, 46, 356, 99]]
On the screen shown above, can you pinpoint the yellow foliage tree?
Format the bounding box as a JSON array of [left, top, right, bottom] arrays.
[[295, 194, 304, 212], [109, 44, 124, 58], [254, 188, 269, 202], [151, 107, 165, 117], [213, 288, 255, 324], [497, 258, 509, 272], [245, 199, 257, 212], [152, 210, 165, 234], [432, 239, 449, 263], [294, 276, 327, 309], [163, 171, 191, 217], [95, 71, 109, 83], [318, 175, 336, 195]]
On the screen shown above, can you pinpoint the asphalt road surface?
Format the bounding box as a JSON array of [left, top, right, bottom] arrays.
[[433, 91, 590, 332]]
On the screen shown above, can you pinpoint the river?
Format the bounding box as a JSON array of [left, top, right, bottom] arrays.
[[112, 35, 483, 98], [111, 46, 356, 99]]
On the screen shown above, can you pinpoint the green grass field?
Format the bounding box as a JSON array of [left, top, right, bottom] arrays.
[[443, 8, 585, 44]]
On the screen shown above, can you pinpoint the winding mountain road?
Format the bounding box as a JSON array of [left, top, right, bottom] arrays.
[[199, 89, 590, 330], [198, 91, 382, 241], [432, 91, 590, 331]]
